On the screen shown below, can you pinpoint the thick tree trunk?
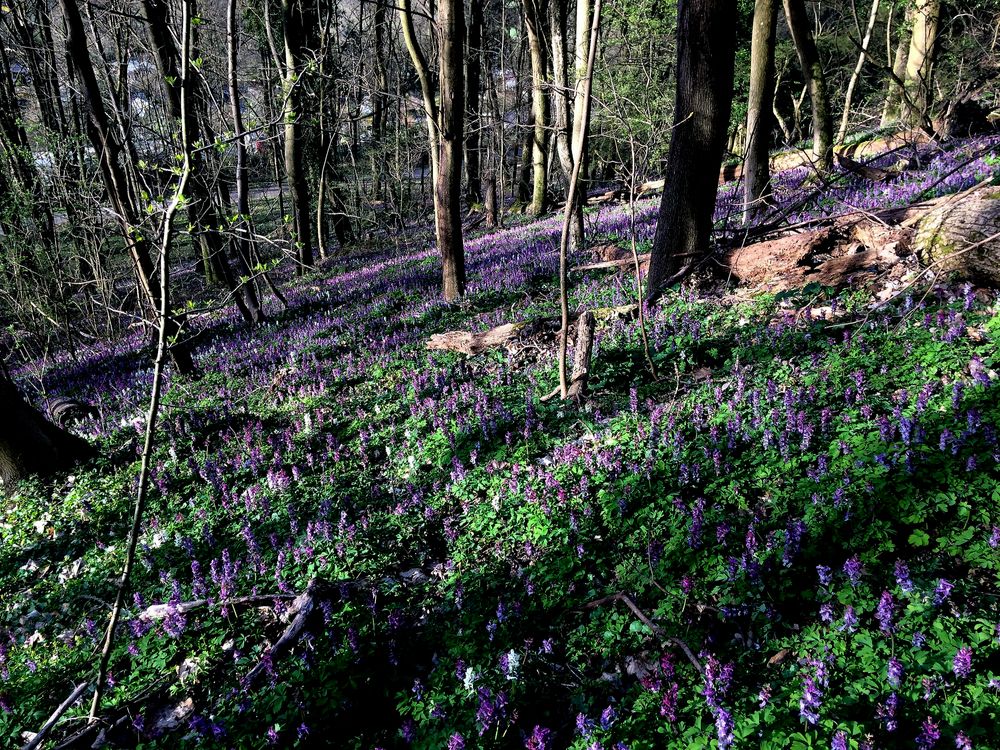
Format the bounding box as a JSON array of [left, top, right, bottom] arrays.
[[0, 376, 94, 491], [646, 0, 737, 302], [437, 0, 467, 301], [782, 0, 833, 170], [743, 0, 778, 224], [901, 0, 940, 128], [523, 0, 550, 215], [283, 0, 314, 273]]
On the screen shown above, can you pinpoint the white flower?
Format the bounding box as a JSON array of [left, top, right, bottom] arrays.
[[463, 666, 477, 691]]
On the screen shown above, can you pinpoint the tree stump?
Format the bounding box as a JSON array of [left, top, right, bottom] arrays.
[[914, 188, 1000, 283], [566, 311, 596, 402]]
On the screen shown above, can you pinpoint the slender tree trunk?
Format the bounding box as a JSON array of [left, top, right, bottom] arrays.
[[465, 0, 484, 204], [881, 6, 912, 126], [901, 0, 940, 128], [141, 0, 263, 323], [567, 0, 591, 249], [782, 0, 833, 170], [743, 0, 778, 224], [837, 0, 880, 143], [550, 0, 573, 179], [283, 0, 314, 273], [646, 0, 738, 303], [58, 0, 196, 375], [399, 0, 466, 301], [0, 374, 94, 491], [522, 0, 550, 215]]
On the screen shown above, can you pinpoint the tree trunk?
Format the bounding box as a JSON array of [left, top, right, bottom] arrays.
[[646, 0, 737, 302], [399, 0, 466, 301], [782, 0, 833, 170], [465, 0, 484, 204], [141, 0, 263, 323], [283, 0, 314, 273], [58, 0, 196, 376], [550, 0, 573, 179], [743, 0, 778, 224], [901, 0, 940, 129], [880, 6, 911, 126], [0, 375, 94, 491], [837, 0, 880, 143], [522, 0, 550, 215]]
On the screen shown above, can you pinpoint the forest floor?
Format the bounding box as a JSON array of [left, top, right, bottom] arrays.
[[3, 133, 1000, 749]]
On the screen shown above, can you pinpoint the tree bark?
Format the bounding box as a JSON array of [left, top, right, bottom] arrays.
[[465, 0, 484, 204], [282, 0, 315, 273], [901, 0, 940, 128], [522, 0, 550, 215], [880, 6, 911, 126], [915, 188, 1000, 283], [0, 374, 94, 491], [646, 0, 737, 302], [782, 0, 833, 170], [743, 0, 778, 224]]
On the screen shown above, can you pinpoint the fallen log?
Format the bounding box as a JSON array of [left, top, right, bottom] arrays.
[[835, 152, 904, 182], [426, 305, 637, 355], [914, 186, 1000, 283], [572, 254, 650, 272], [21, 682, 91, 750], [566, 311, 596, 401]]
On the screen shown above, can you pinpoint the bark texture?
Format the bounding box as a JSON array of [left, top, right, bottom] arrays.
[[743, 0, 778, 223], [646, 0, 738, 302], [282, 0, 314, 273], [522, 0, 550, 215], [782, 0, 833, 169], [901, 0, 940, 128], [915, 190, 1000, 283]]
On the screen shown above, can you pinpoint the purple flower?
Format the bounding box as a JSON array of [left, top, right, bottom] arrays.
[[933, 579, 954, 606], [817, 565, 832, 586], [525, 725, 552, 750], [876, 591, 896, 633], [912, 631, 926, 649], [917, 717, 940, 748], [448, 733, 466, 750], [599, 705, 616, 730], [800, 674, 822, 724], [715, 708, 735, 750], [877, 692, 899, 732], [832, 731, 849, 750], [955, 731, 973, 750], [887, 657, 903, 688], [894, 560, 914, 593], [820, 603, 835, 623], [576, 713, 595, 737], [840, 606, 858, 633], [843, 556, 863, 586], [953, 647, 972, 678]]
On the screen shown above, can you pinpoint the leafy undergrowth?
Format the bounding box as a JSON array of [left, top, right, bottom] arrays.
[[2, 137, 1000, 749]]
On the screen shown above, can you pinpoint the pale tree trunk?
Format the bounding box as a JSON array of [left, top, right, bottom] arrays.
[[881, 6, 912, 126], [783, 0, 833, 170], [901, 0, 940, 128], [646, 0, 738, 302], [399, 0, 466, 301], [550, 0, 573, 179], [58, 0, 195, 376], [0, 375, 94, 491], [743, 0, 778, 224], [837, 0, 880, 143], [522, 0, 550, 215], [283, 0, 314, 273]]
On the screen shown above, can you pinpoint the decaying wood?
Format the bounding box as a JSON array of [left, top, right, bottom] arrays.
[[915, 187, 1000, 283], [566, 311, 595, 401], [426, 305, 637, 355], [139, 593, 296, 621], [572, 254, 651, 272], [835, 152, 905, 182], [243, 580, 322, 685]]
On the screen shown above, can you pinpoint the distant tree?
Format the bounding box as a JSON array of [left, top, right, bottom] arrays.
[[901, 0, 940, 128], [522, 0, 550, 215], [282, 0, 315, 273], [836, 0, 881, 144], [782, 0, 832, 170], [646, 0, 737, 302]]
